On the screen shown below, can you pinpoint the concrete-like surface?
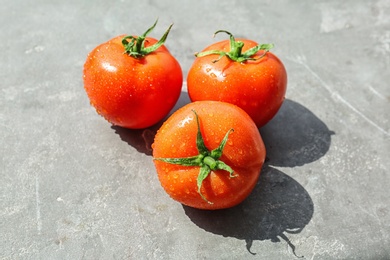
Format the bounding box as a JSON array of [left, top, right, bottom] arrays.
[[1, 0, 389, 259]]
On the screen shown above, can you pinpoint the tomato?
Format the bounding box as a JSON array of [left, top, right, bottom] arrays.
[[187, 30, 287, 128], [83, 20, 183, 129], [152, 101, 266, 210]]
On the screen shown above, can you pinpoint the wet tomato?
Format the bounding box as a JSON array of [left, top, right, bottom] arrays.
[[83, 20, 183, 129], [187, 30, 287, 128], [152, 101, 266, 210]]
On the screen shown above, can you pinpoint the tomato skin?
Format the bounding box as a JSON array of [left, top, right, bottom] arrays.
[[152, 101, 266, 210], [187, 39, 287, 128], [83, 35, 183, 129]]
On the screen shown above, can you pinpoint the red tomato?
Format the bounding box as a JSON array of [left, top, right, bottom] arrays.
[[83, 21, 183, 129], [187, 30, 287, 128], [152, 101, 266, 210]]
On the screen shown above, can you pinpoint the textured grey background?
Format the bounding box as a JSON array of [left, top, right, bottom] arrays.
[[1, 0, 389, 259]]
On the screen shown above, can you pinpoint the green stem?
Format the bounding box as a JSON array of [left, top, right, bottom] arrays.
[[195, 30, 274, 63], [230, 41, 245, 60], [121, 19, 173, 58], [203, 156, 217, 169]]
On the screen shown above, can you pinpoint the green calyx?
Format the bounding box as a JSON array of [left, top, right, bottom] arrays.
[[195, 30, 274, 63], [121, 19, 173, 58], [154, 110, 236, 204]]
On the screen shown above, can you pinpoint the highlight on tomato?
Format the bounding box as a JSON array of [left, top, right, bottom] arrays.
[[152, 101, 266, 210], [83, 20, 183, 129], [187, 30, 287, 128]]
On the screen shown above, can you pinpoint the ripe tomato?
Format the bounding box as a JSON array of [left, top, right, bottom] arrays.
[[83, 20, 183, 129], [187, 30, 287, 128], [152, 101, 266, 210]]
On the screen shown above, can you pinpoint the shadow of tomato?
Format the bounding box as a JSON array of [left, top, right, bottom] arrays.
[[111, 124, 159, 156], [260, 99, 335, 167], [183, 166, 313, 256]]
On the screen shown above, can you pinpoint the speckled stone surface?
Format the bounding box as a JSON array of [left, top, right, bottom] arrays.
[[1, 0, 389, 259]]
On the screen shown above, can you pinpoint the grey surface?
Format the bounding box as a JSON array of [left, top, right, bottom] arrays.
[[1, 0, 389, 259]]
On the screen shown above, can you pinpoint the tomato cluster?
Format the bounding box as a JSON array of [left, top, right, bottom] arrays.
[[83, 21, 287, 210]]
